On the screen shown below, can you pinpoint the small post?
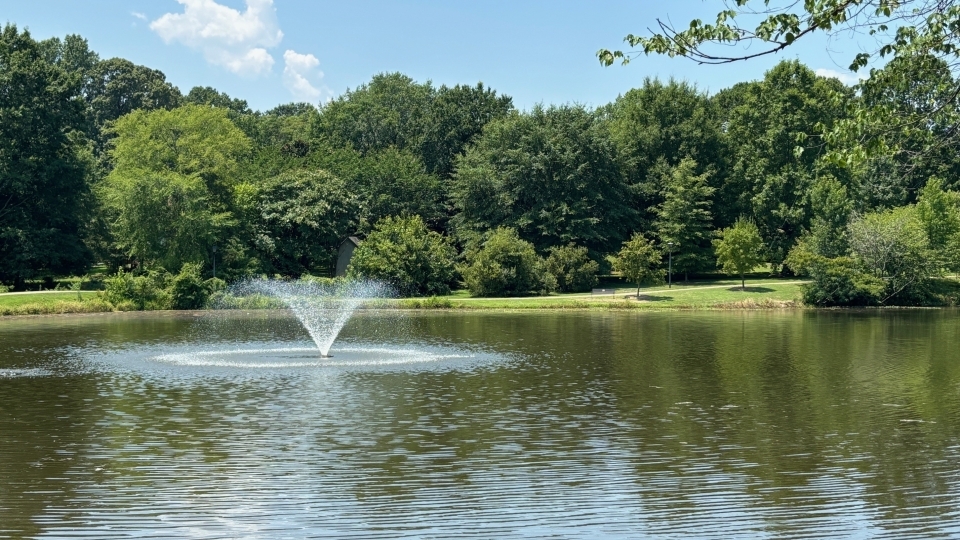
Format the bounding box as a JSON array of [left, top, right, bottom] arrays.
[[667, 241, 674, 289]]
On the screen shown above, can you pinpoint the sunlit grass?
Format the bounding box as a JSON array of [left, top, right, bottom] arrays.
[[408, 278, 806, 310]]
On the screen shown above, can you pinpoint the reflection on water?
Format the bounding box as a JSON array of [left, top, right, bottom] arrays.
[[2, 310, 960, 538]]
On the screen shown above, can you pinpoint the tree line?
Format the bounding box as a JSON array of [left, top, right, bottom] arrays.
[[2, 23, 960, 305]]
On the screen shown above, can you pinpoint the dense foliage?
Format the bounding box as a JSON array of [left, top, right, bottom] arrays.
[[3, 21, 960, 305], [460, 228, 551, 297], [347, 215, 456, 296]]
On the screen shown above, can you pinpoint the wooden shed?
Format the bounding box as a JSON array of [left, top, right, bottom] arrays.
[[335, 236, 361, 277]]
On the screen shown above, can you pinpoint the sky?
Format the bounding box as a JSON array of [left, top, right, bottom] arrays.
[[1, 0, 874, 112]]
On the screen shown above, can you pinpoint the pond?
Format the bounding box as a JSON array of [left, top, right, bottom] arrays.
[[2, 309, 960, 538]]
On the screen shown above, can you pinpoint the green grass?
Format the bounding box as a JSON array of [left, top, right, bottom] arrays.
[[384, 278, 806, 310], [0, 291, 111, 316]]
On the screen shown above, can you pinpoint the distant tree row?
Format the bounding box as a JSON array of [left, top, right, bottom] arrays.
[[3, 23, 960, 304]]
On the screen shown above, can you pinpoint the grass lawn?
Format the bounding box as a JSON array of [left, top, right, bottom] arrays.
[[0, 291, 108, 315], [398, 278, 807, 310], [0, 278, 809, 316]]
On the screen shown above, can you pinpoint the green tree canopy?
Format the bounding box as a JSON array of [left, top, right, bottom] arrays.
[[606, 78, 723, 215], [100, 170, 229, 271], [352, 148, 444, 232], [102, 104, 251, 271], [721, 61, 852, 266], [451, 104, 636, 254], [653, 157, 715, 279], [544, 244, 599, 293], [109, 104, 251, 196], [0, 24, 92, 286], [317, 72, 434, 155], [848, 205, 936, 303], [713, 218, 764, 289], [612, 233, 664, 297], [256, 169, 358, 277], [347, 215, 456, 297], [85, 58, 182, 146]]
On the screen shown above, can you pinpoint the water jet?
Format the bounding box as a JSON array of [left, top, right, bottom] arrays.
[[233, 278, 390, 357]]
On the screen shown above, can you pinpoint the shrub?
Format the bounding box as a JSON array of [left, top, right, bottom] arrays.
[[848, 206, 937, 304], [545, 244, 599, 292], [800, 257, 884, 306], [461, 228, 552, 297], [103, 269, 171, 310], [347, 215, 456, 296], [169, 263, 210, 310]]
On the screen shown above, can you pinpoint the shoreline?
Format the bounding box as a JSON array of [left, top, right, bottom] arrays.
[[2, 303, 957, 321]]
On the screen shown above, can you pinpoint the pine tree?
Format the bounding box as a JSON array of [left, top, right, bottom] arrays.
[[654, 158, 715, 280]]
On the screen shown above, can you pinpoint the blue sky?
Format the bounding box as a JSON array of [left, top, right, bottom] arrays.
[[2, 0, 870, 112]]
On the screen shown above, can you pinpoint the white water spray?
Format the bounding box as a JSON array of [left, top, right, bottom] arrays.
[[235, 279, 390, 357]]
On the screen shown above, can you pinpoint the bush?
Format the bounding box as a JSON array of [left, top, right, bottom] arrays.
[[347, 215, 456, 296], [545, 244, 599, 292], [103, 269, 171, 310], [848, 206, 937, 304], [169, 263, 210, 310], [799, 257, 884, 306], [461, 228, 552, 297], [103, 264, 222, 310], [787, 241, 883, 306]]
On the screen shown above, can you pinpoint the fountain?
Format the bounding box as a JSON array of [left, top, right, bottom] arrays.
[[233, 278, 391, 357]]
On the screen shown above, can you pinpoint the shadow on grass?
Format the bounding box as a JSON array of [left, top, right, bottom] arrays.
[[727, 286, 775, 293], [634, 294, 673, 302]]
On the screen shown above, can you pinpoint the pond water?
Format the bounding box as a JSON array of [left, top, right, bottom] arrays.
[[2, 309, 960, 539]]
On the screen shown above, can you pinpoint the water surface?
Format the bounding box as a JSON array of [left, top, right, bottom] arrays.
[[2, 310, 960, 538]]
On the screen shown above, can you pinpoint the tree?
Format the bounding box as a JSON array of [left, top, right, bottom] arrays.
[[545, 244, 599, 293], [915, 178, 960, 252], [316, 74, 512, 181], [184, 86, 252, 116], [653, 158, 715, 279], [803, 175, 853, 260], [85, 58, 182, 148], [352, 148, 444, 232], [720, 61, 852, 267], [257, 169, 358, 276], [786, 241, 884, 306], [605, 78, 724, 220], [421, 82, 514, 177], [598, 0, 960, 74], [714, 218, 764, 290], [612, 233, 664, 297], [347, 215, 456, 297], [848, 205, 936, 303], [598, 1, 960, 172], [38, 34, 100, 88], [451, 105, 636, 254], [102, 105, 252, 271], [100, 171, 229, 271], [460, 228, 550, 297], [850, 54, 960, 202], [0, 24, 92, 287], [317, 72, 434, 155], [109, 104, 251, 197]]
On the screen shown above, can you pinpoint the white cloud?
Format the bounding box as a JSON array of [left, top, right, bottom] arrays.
[[815, 68, 865, 86], [132, 12, 147, 21], [150, 0, 282, 77], [283, 50, 331, 103]]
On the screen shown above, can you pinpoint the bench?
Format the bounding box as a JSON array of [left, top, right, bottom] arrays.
[[592, 288, 617, 295]]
